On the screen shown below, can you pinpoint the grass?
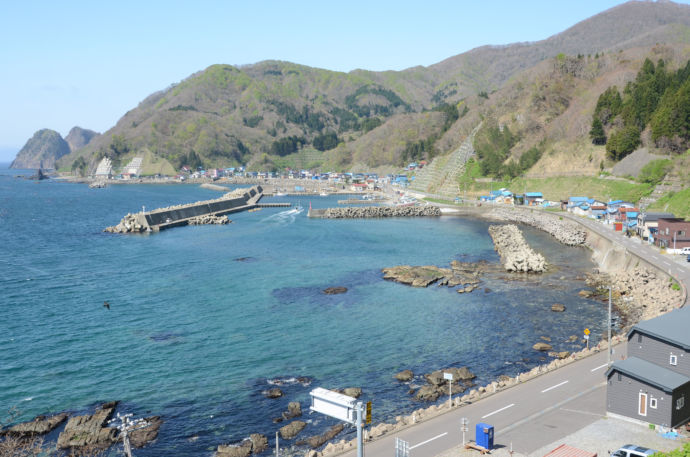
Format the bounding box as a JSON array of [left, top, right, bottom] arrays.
[[649, 188, 690, 220]]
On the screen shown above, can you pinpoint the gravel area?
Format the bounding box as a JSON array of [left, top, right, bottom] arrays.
[[435, 417, 688, 457]]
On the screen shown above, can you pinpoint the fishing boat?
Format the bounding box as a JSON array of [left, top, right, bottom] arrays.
[[275, 190, 287, 197], [319, 191, 328, 196]]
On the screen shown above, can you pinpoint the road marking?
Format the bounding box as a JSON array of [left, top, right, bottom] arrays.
[[482, 403, 514, 419], [410, 432, 447, 449], [591, 363, 608, 372], [560, 407, 606, 418], [663, 261, 671, 266], [541, 380, 569, 393]]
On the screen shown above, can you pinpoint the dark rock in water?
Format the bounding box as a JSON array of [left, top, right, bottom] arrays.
[[567, 335, 579, 343], [394, 369, 414, 382], [484, 288, 491, 293], [129, 416, 162, 448], [540, 336, 551, 342], [250, 433, 268, 454], [382, 265, 449, 287], [323, 287, 348, 295], [279, 420, 306, 439], [551, 303, 566, 312], [234, 257, 255, 262], [281, 402, 302, 420], [217, 440, 253, 457], [264, 388, 283, 399], [2, 413, 68, 437], [297, 424, 344, 448], [414, 385, 441, 402], [533, 342, 553, 351], [57, 401, 119, 449], [340, 387, 362, 398], [426, 367, 476, 386]]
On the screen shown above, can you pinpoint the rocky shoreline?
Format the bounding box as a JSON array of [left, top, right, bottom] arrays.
[[320, 206, 441, 218], [488, 224, 547, 272], [486, 207, 587, 246]]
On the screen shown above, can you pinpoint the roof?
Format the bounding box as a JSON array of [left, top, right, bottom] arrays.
[[542, 444, 596, 457], [606, 356, 690, 393], [641, 212, 676, 221], [629, 306, 690, 350], [526, 192, 543, 197], [569, 196, 588, 202]]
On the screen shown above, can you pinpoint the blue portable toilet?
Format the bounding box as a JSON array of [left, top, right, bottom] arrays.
[[475, 423, 494, 450]]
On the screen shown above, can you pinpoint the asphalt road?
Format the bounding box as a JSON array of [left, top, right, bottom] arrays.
[[335, 209, 689, 457], [342, 345, 622, 457]]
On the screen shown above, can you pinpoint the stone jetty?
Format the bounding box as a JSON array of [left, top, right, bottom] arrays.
[[488, 224, 547, 272], [311, 206, 441, 218], [487, 207, 586, 246]]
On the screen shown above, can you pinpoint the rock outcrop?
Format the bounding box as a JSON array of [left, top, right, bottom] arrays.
[[56, 402, 118, 450], [382, 261, 483, 289], [216, 434, 267, 457], [279, 420, 307, 439], [10, 129, 70, 169], [488, 224, 547, 272], [129, 416, 162, 448], [65, 127, 100, 152], [412, 366, 476, 401], [394, 370, 414, 382], [551, 303, 566, 312], [321, 206, 441, 218], [2, 413, 68, 437], [323, 287, 348, 295], [533, 342, 553, 351], [298, 424, 344, 449]]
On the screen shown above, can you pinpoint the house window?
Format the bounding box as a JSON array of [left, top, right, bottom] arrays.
[[637, 334, 642, 343], [677, 396, 685, 410], [670, 354, 678, 366], [650, 397, 658, 409], [679, 231, 686, 237], [617, 373, 622, 382], [666, 228, 669, 235]]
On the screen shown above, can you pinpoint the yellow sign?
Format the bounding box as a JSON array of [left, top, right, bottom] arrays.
[[584, 328, 590, 335], [366, 401, 372, 424]]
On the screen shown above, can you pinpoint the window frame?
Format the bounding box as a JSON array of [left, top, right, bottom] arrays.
[[670, 353, 678, 366]]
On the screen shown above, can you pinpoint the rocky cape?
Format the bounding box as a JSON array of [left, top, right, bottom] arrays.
[[11, 127, 99, 169]]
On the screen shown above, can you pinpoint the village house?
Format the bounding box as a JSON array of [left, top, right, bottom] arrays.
[[636, 212, 676, 242], [655, 218, 690, 250], [524, 192, 543, 206], [606, 307, 690, 428]]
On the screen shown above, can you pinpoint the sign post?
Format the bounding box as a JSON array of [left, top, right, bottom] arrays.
[[395, 437, 410, 457], [461, 417, 469, 446], [443, 372, 453, 409], [310, 388, 364, 457], [584, 328, 590, 349]]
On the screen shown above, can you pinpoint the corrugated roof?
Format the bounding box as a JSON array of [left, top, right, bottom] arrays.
[[607, 356, 690, 392], [569, 196, 588, 202], [641, 212, 676, 221], [542, 444, 596, 457], [629, 307, 690, 350], [526, 192, 543, 197]]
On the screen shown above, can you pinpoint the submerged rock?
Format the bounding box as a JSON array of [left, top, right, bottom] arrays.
[[394, 370, 414, 382], [551, 303, 566, 312], [532, 342, 553, 351], [279, 420, 306, 439], [264, 388, 283, 399], [323, 287, 348, 295]]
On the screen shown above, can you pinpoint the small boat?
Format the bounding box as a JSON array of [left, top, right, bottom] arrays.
[[275, 191, 287, 197], [319, 191, 328, 197]]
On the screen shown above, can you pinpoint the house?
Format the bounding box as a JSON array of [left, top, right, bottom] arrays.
[[655, 218, 690, 250], [636, 212, 676, 242], [525, 192, 543, 206], [606, 307, 690, 428]]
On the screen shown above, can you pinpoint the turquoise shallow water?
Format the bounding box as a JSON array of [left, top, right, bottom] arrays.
[[0, 167, 613, 455]]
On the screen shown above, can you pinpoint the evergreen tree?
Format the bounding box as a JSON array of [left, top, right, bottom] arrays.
[[589, 118, 607, 145]]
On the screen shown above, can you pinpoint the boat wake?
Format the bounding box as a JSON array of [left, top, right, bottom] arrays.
[[262, 206, 303, 225]]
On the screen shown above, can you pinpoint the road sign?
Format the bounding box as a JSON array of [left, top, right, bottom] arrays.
[[395, 437, 410, 457], [584, 328, 590, 335], [366, 401, 372, 424], [310, 388, 357, 424], [584, 334, 590, 340], [443, 372, 454, 381]]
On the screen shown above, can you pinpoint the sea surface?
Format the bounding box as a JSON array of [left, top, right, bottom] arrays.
[[0, 166, 615, 456]]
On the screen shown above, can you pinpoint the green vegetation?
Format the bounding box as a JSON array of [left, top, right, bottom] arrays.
[[637, 158, 672, 184], [344, 84, 410, 117], [243, 115, 263, 128], [649, 188, 690, 219], [312, 132, 339, 151], [360, 117, 382, 133], [71, 157, 88, 176], [270, 136, 307, 156], [651, 442, 690, 457], [593, 57, 690, 158], [474, 121, 518, 177], [400, 103, 462, 165]]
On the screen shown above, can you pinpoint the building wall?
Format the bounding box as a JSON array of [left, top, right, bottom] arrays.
[[628, 332, 690, 377], [672, 382, 690, 427], [607, 372, 672, 426], [656, 220, 690, 249]]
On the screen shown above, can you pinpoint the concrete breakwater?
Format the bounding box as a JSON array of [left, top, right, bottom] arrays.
[[488, 224, 547, 272], [104, 186, 263, 233], [487, 207, 586, 246], [309, 206, 441, 218]]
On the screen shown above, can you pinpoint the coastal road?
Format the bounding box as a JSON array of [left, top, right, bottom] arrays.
[[339, 344, 624, 457], [560, 212, 690, 307]]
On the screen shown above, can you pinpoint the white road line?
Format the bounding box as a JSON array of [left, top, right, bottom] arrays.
[[541, 380, 569, 393], [591, 363, 608, 372], [482, 403, 514, 419], [410, 432, 448, 449], [663, 261, 671, 266]]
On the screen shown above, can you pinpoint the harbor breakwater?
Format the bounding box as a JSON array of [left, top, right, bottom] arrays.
[[308, 206, 441, 218], [104, 186, 264, 233], [488, 224, 547, 272]]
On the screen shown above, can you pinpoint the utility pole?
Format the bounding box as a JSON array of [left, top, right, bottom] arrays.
[[608, 285, 612, 366], [108, 413, 150, 457], [356, 402, 363, 457]]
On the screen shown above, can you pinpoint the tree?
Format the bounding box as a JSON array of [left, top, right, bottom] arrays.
[[589, 118, 607, 145], [606, 124, 640, 160]]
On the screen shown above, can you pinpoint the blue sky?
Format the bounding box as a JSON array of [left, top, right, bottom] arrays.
[[0, 0, 684, 161]]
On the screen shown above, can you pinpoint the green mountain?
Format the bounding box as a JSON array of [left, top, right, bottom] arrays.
[[11, 129, 70, 169], [54, 1, 690, 175]]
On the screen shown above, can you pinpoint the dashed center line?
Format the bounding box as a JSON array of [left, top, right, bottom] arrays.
[[482, 403, 514, 419], [591, 363, 609, 372], [541, 380, 569, 393], [410, 432, 447, 449]]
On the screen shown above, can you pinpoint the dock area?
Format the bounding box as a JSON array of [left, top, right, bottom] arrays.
[[105, 185, 291, 233]]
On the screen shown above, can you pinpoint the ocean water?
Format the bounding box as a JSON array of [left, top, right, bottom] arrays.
[[0, 167, 614, 455]]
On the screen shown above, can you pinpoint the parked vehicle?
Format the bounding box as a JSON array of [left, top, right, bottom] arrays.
[[686, 254, 690, 262], [681, 246, 690, 255], [610, 445, 658, 457]]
